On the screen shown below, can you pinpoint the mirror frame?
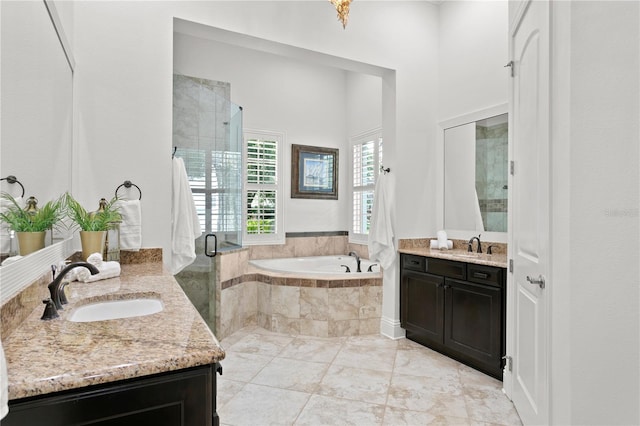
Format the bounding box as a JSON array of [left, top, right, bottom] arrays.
[[436, 103, 508, 244], [0, 1, 76, 305]]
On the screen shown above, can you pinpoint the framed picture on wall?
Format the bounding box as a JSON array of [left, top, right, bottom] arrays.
[[291, 144, 339, 200]]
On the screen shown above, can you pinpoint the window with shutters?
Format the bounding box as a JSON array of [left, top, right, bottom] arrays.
[[351, 129, 383, 244], [244, 130, 284, 244]]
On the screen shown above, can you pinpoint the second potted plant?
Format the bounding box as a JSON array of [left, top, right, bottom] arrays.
[[65, 193, 121, 261]]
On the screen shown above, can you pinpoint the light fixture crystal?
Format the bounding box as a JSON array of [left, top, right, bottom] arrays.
[[329, 0, 352, 29]]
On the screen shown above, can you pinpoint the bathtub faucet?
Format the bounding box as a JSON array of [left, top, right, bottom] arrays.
[[348, 251, 362, 273]]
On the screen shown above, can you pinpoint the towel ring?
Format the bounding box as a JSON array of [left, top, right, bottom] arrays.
[[380, 165, 391, 174], [115, 180, 142, 200], [0, 175, 25, 198]]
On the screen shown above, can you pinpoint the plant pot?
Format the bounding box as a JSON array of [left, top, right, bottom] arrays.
[[80, 230, 106, 261], [16, 231, 46, 256]]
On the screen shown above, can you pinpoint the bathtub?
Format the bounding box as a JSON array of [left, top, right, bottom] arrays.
[[249, 255, 380, 276]]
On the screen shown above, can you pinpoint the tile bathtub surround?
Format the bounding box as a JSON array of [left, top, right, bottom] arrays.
[[218, 326, 522, 426], [3, 262, 225, 400], [247, 235, 368, 261], [217, 273, 383, 340]]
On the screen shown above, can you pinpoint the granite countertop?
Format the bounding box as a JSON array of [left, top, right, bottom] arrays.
[[3, 262, 225, 400], [398, 247, 508, 268]]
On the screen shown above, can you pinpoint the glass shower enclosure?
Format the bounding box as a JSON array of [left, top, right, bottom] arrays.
[[172, 74, 243, 333]]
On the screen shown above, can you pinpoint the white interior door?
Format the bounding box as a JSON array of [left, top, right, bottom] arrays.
[[509, 0, 550, 424]]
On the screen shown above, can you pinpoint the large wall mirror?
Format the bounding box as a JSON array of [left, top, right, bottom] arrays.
[[0, 1, 75, 299], [439, 104, 508, 243]]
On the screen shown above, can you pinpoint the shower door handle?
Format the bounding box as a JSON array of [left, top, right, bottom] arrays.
[[205, 233, 217, 257]]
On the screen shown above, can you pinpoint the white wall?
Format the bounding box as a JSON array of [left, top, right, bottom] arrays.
[[438, 0, 508, 122], [558, 1, 639, 423], [73, 1, 440, 267], [173, 33, 349, 233]]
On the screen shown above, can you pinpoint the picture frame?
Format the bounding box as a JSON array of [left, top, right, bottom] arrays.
[[291, 144, 339, 200]]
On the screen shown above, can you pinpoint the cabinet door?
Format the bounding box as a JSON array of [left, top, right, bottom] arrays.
[[4, 365, 215, 426], [444, 278, 502, 377], [401, 270, 444, 345]]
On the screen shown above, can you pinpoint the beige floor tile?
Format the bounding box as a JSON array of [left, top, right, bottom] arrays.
[[226, 331, 294, 357], [333, 342, 398, 372], [219, 351, 273, 382], [295, 394, 385, 426], [383, 406, 472, 425], [278, 336, 344, 363], [463, 387, 522, 425], [317, 364, 392, 405], [217, 378, 246, 410], [345, 333, 400, 350], [251, 357, 329, 393], [219, 383, 310, 426], [394, 347, 463, 379], [387, 373, 467, 417], [217, 327, 520, 426]]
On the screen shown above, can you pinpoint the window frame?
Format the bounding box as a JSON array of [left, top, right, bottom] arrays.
[[349, 128, 383, 245], [243, 129, 285, 245]]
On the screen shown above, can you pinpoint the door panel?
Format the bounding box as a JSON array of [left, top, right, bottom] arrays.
[[510, 0, 550, 424]]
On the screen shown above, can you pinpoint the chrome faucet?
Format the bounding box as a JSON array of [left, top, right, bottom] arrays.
[[47, 262, 99, 311], [348, 251, 362, 273], [468, 235, 482, 253]]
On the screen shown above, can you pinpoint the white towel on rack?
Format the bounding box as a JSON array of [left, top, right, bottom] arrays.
[[368, 173, 396, 269], [171, 156, 202, 275], [114, 199, 142, 251]]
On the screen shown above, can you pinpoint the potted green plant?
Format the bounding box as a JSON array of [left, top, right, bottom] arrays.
[[0, 192, 64, 256], [65, 193, 121, 260]]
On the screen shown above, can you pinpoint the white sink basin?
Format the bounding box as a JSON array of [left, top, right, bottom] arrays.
[[69, 298, 164, 322]]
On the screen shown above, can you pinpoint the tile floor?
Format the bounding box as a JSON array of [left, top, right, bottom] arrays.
[[217, 326, 522, 425]]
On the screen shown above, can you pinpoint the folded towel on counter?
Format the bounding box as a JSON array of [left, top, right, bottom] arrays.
[[437, 230, 449, 250], [114, 199, 142, 251], [75, 261, 121, 283], [72, 253, 120, 282], [430, 239, 454, 250]]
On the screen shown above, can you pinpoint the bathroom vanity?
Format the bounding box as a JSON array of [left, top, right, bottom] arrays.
[[399, 249, 506, 379], [1, 262, 225, 426]]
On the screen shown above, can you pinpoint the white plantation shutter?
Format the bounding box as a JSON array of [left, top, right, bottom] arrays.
[[351, 130, 383, 244], [244, 130, 284, 244]]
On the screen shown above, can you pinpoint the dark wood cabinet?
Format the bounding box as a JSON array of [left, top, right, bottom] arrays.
[[400, 254, 505, 379], [3, 363, 221, 426]]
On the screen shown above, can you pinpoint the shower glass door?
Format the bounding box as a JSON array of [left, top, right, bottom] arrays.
[[172, 74, 243, 333]]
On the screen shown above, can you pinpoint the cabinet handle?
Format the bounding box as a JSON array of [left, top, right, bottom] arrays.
[[444, 284, 451, 289], [437, 283, 444, 288], [473, 272, 489, 279]]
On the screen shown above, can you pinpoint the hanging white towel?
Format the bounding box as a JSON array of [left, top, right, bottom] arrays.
[[114, 199, 142, 251], [0, 339, 8, 419], [171, 156, 202, 275], [368, 173, 396, 269]]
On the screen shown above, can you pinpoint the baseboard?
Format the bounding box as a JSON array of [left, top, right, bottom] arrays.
[[380, 316, 405, 340]]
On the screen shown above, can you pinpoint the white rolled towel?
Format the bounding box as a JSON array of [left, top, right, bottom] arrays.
[[430, 239, 454, 250], [75, 261, 121, 283], [437, 230, 449, 249]]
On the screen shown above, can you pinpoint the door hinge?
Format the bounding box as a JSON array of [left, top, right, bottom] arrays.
[[504, 60, 514, 77], [503, 355, 513, 372], [510, 161, 515, 175], [509, 259, 513, 273]]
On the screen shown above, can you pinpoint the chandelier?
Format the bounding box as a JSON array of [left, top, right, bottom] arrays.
[[329, 0, 352, 29]]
